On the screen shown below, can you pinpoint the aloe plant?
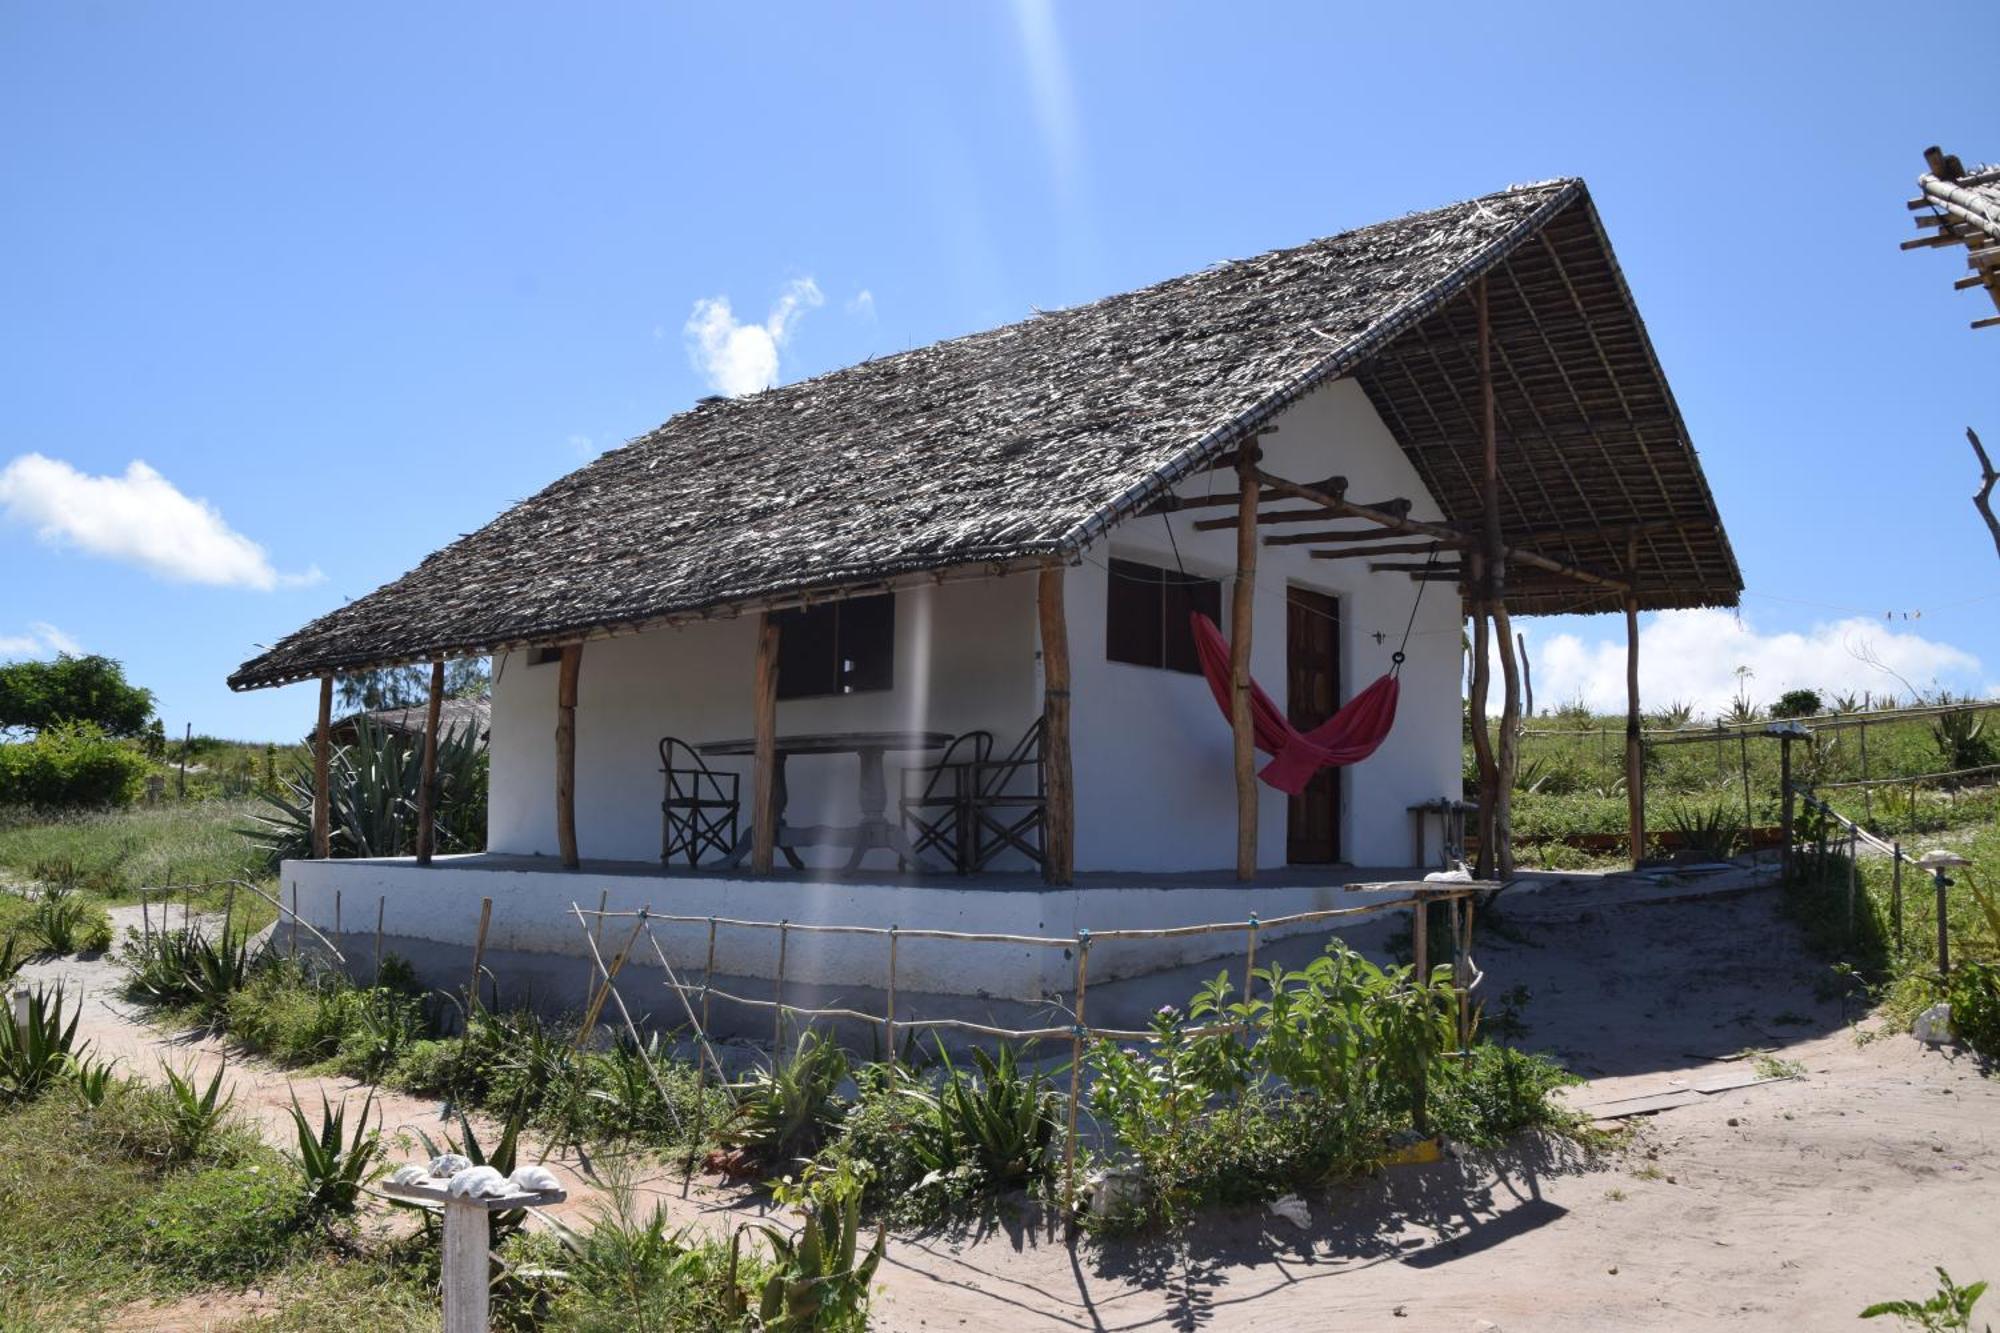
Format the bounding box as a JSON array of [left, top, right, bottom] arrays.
[[160, 1058, 234, 1163], [741, 1162, 885, 1329], [905, 1042, 1061, 1192], [287, 1088, 383, 1218], [725, 1031, 850, 1166], [0, 984, 86, 1104]]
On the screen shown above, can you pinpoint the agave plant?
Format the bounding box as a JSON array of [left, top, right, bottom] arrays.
[[287, 1088, 383, 1219], [1668, 800, 1743, 861], [68, 1054, 119, 1110], [246, 715, 488, 866], [725, 1031, 850, 1167], [414, 1105, 530, 1245], [160, 1059, 235, 1163], [904, 1042, 1062, 1192], [121, 923, 250, 1016], [0, 984, 86, 1104], [1932, 707, 1998, 775]]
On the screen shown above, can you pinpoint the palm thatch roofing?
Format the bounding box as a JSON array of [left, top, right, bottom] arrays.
[[1905, 146, 2000, 329], [328, 696, 491, 746], [231, 176, 1739, 691]]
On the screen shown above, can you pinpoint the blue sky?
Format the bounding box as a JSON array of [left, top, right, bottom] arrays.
[[2, 2, 1995, 740]]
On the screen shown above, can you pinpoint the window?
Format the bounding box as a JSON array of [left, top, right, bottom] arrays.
[[528, 646, 563, 667], [776, 593, 896, 699], [1106, 558, 1220, 673]]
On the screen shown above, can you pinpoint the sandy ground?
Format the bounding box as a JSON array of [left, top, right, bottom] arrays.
[[16, 880, 2000, 1332]]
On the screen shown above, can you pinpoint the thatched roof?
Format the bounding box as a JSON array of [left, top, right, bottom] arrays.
[[328, 696, 490, 745], [231, 177, 1739, 691]]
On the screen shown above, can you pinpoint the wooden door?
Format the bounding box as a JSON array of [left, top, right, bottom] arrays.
[[1286, 588, 1341, 864]]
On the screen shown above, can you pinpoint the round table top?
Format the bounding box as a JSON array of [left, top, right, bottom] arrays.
[[698, 729, 955, 757]]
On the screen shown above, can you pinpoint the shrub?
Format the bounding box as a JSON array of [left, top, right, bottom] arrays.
[[1944, 961, 2000, 1061], [1428, 1043, 1583, 1148], [0, 721, 150, 807], [1771, 689, 1823, 720]]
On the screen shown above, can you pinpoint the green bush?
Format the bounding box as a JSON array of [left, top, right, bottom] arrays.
[[1429, 1043, 1583, 1148], [1944, 961, 2000, 1061], [1771, 689, 1823, 720], [0, 722, 150, 807]]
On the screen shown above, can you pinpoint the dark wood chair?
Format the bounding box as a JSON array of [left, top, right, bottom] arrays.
[[965, 719, 1046, 872], [660, 737, 739, 867], [899, 730, 992, 873]]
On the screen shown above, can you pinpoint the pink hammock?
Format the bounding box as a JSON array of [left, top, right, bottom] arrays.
[[1190, 612, 1401, 796]]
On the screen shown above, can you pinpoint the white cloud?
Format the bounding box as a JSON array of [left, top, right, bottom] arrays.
[[845, 288, 876, 320], [0, 622, 81, 659], [0, 453, 320, 591], [1523, 608, 1986, 717], [1011, 0, 1082, 189], [683, 277, 824, 398]]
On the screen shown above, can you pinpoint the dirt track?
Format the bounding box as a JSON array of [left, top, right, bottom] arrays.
[[20, 883, 2000, 1332]]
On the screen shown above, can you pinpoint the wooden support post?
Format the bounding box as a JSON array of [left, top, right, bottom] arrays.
[[751, 614, 781, 874], [1231, 453, 1260, 881], [441, 1196, 492, 1333], [1624, 591, 1645, 866], [1858, 720, 1872, 826], [773, 920, 789, 1052], [555, 644, 582, 869], [885, 927, 899, 1074], [468, 896, 492, 1013], [1739, 734, 1754, 839], [1063, 936, 1090, 1222], [313, 676, 333, 859], [1475, 280, 1519, 879], [1467, 555, 1497, 880], [374, 896, 385, 985], [416, 660, 445, 865], [1936, 866, 1951, 977], [1037, 564, 1074, 885]]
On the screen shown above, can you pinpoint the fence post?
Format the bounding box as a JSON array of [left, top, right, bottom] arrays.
[[1779, 734, 1795, 883], [1411, 894, 1428, 979], [885, 927, 899, 1075], [1064, 931, 1090, 1223], [1845, 828, 1858, 938], [1242, 916, 1259, 1004], [1859, 720, 1872, 825], [1891, 845, 1903, 953], [375, 896, 385, 985], [289, 883, 299, 962], [1738, 735, 1753, 838], [1937, 867, 1952, 978], [773, 921, 789, 1053]]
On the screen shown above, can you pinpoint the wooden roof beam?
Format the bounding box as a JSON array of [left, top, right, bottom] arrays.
[[1252, 468, 1630, 593], [1193, 495, 1410, 532]]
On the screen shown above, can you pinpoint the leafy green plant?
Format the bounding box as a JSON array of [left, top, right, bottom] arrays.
[[1770, 688, 1823, 720], [1667, 799, 1743, 860], [159, 1059, 234, 1164], [1944, 961, 2000, 1061], [1932, 708, 1998, 776], [546, 1171, 751, 1333], [25, 884, 111, 955], [286, 1088, 382, 1219], [68, 1054, 119, 1110], [120, 922, 250, 1015], [1861, 1267, 1989, 1331], [0, 720, 151, 806], [726, 1030, 851, 1167], [0, 934, 20, 985], [905, 1042, 1062, 1196], [741, 1159, 885, 1330], [0, 983, 86, 1104]]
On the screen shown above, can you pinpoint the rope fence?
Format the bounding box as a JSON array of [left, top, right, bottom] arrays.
[[564, 882, 1490, 1210], [1787, 785, 1966, 977]]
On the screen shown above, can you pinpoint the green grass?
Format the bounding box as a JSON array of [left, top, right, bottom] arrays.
[[0, 800, 271, 899]]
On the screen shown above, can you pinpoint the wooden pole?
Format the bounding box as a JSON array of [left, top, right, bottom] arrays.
[[374, 896, 385, 985], [773, 920, 789, 1052], [1891, 844, 1904, 951], [1846, 828, 1859, 938], [468, 896, 492, 1013], [555, 644, 582, 869], [416, 660, 445, 865], [751, 614, 781, 874], [1037, 564, 1074, 885], [1739, 734, 1754, 839], [1467, 556, 1497, 880], [1624, 591, 1645, 866], [313, 676, 333, 859], [1063, 937, 1090, 1221], [1476, 280, 1520, 880], [885, 927, 899, 1074], [1859, 720, 1872, 826], [1231, 453, 1260, 882]]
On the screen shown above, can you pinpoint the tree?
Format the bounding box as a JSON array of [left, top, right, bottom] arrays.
[[335, 659, 490, 712], [0, 654, 156, 737]]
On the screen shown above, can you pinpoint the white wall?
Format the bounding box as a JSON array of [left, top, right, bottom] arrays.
[[490, 576, 1041, 865], [1066, 377, 1464, 871]]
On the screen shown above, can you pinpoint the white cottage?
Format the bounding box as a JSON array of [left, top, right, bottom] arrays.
[[232, 178, 1738, 1022]]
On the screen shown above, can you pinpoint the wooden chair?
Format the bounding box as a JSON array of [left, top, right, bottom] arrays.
[[899, 730, 992, 873], [965, 719, 1046, 872], [659, 737, 740, 867]]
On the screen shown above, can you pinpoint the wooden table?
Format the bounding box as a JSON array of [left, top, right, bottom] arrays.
[[700, 730, 954, 870]]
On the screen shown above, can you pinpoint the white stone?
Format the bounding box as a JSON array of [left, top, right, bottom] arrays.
[[1913, 1003, 1955, 1047]]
